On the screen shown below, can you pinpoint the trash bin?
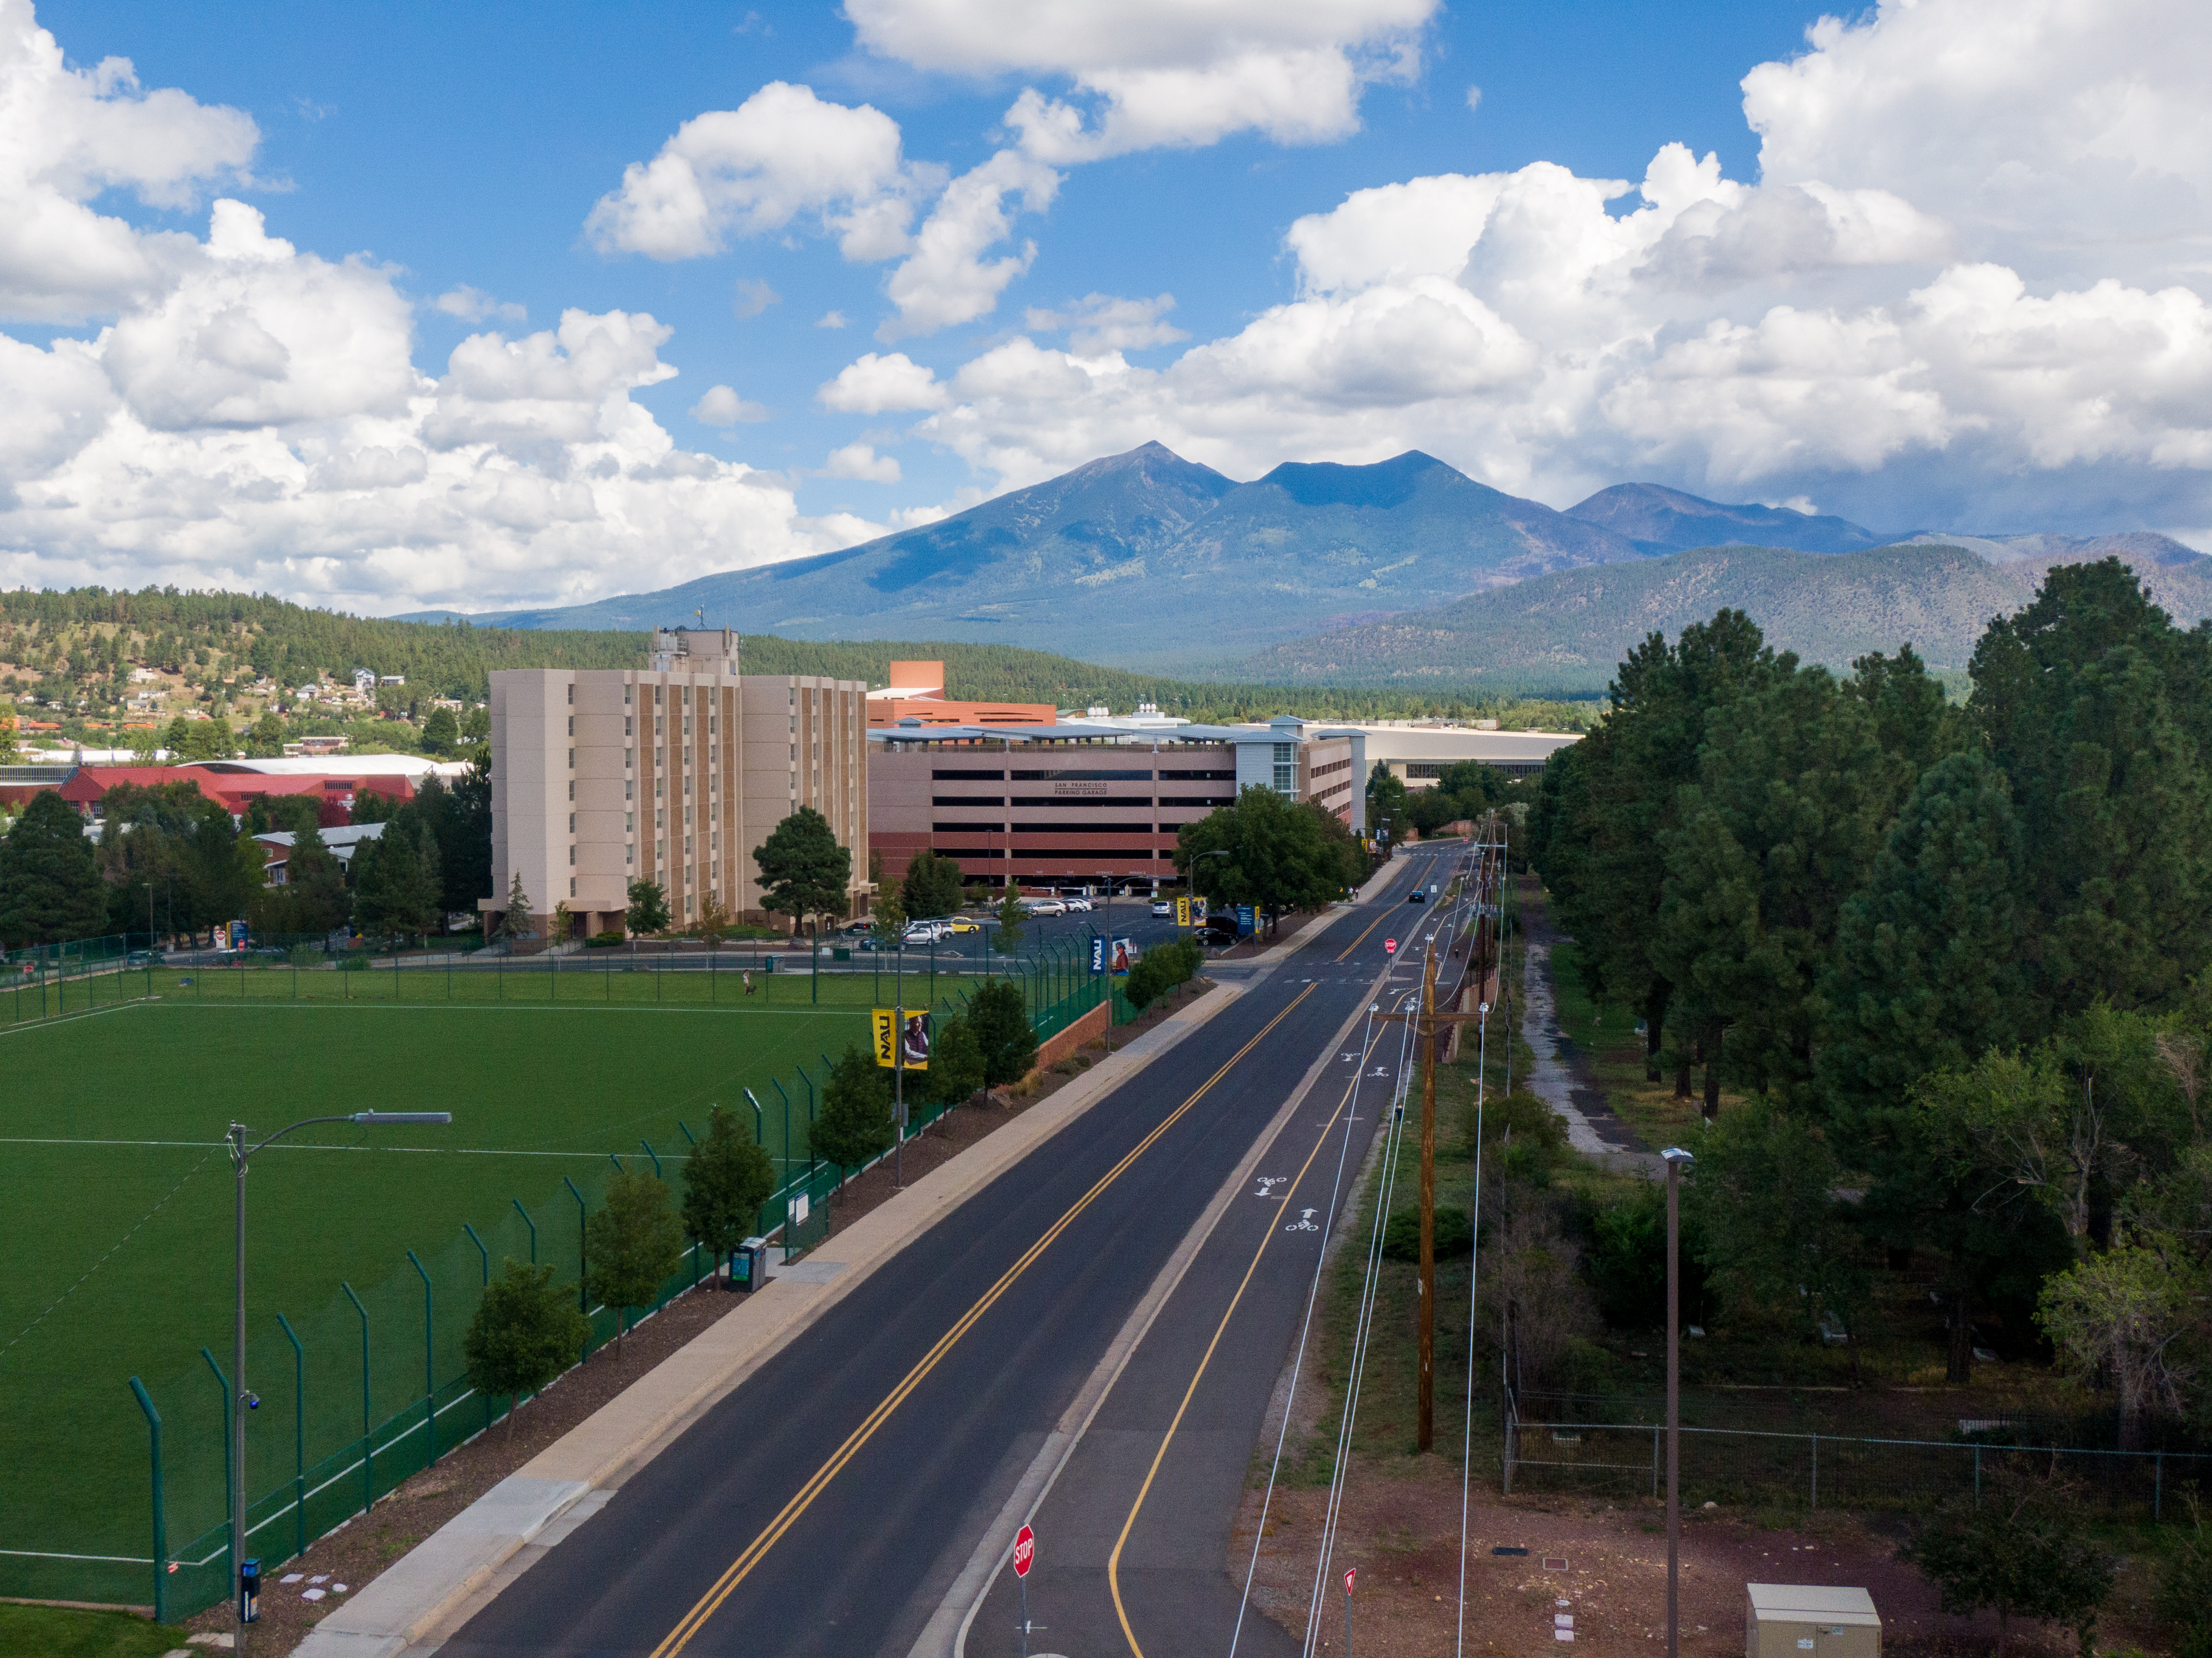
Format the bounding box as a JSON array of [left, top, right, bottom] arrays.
[[729, 1236, 768, 1292]]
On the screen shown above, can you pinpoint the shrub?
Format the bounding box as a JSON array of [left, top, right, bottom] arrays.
[[1383, 1204, 1472, 1261], [586, 929, 626, 949]]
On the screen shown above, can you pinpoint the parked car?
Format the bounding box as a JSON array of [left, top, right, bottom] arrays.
[[1150, 899, 1175, 917], [903, 920, 952, 945], [1023, 898, 1068, 917], [944, 917, 981, 934], [1058, 895, 1093, 912], [840, 918, 874, 937]]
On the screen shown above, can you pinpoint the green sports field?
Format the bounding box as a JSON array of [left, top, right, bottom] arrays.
[[0, 981, 970, 1611]]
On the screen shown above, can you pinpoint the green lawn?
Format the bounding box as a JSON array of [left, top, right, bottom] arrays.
[[0, 987, 965, 1610], [0, 1604, 188, 1658]]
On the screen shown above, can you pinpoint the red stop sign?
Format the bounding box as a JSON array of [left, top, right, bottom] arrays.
[[1013, 1524, 1035, 1579], [1385, 939, 1397, 954]]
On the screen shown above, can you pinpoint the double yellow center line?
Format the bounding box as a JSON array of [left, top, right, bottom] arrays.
[[648, 981, 1321, 1657]]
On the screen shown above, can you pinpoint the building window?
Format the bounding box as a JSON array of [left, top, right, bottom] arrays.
[[570, 878, 576, 897], [1272, 742, 1294, 794], [566, 684, 573, 705], [567, 715, 574, 735], [568, 812, 575, 833], [625, 715, 633, 736], [624, 685, 632, 705], [625, 780, 633, 801], [569, 846, 575, 865], [626, 747, 633, 770], [568, 748, 575, 770]]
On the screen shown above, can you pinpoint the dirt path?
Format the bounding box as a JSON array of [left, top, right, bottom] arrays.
[[1514, 880, 1655, 1168]]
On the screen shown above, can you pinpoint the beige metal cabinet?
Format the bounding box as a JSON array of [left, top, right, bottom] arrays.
[[1746, 1584, 1881, 1658]]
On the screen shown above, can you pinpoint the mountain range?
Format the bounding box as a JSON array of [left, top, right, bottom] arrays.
[[1231, 541, 2212, 694], [408, 440, 2207, 687]]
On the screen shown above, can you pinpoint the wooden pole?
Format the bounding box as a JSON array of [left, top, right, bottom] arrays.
[[1419, 948, 1437, 1452]]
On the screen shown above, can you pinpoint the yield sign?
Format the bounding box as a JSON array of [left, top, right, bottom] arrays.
[[1384, 939, 1397, 955], [1344, 1566, 1356, 1595], [1013, 1524, 1036, 1579]]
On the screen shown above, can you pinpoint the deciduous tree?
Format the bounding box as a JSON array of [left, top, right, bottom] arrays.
[[811, 1042, 894, 1188], [582, 1169, 685, 1358], [967, 978, 1037, 1090], [463, 1260, 590, 1435], [680, 1104, 775, 1282]]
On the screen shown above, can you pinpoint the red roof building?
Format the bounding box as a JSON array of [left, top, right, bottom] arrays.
[[53, 766, 412, 826]]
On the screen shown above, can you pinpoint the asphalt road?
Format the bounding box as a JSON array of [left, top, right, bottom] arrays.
[[437, 848, 1461, 1658]]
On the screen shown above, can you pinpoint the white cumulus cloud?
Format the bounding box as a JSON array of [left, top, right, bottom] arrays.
[[1023, 293, 1189, 355], [817, 351, 950, 413], [821, 441, 902, 483], [854, 0, 1435, 159], [690, 383, 770, 425], [585, 81, 935, 263], [0, 0, 258, 320], [432, 285, 525, 324]]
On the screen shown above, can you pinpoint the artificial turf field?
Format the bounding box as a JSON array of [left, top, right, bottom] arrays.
[[0, 982, 965, 1603]]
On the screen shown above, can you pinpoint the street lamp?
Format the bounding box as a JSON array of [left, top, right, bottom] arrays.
[[1660, 1144, 1694, 1658], [227, 1110, 452, 1652]]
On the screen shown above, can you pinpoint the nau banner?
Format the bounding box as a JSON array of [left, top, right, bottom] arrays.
[[875, 1008, 931, 1068], [1173, 895, 1191, 927], [1090, 934, 1106, 974]]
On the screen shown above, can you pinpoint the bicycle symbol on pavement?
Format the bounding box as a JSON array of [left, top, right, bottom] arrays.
[[1285, 1208, 1320, 1232]]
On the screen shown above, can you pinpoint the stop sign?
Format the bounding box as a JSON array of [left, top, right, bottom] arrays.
[[1013, 1524, 1035, 1579], [1385, 939, 1397, 954]]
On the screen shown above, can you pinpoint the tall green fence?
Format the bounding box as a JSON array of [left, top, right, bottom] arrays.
[[7, 927, 1159, 1619]]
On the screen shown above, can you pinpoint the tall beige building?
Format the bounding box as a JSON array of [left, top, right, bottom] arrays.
[[484, 629, 870, 939]]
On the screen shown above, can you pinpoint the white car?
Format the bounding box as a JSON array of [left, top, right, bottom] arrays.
[[1150, 899, 1174, 918], [1023, 898, 1068, 917], [1058, 895, 1094, 912]]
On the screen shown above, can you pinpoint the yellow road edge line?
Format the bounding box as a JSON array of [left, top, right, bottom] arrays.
[[647, 982, 1322, 1658], [1106, 1065, 1363, 1658]]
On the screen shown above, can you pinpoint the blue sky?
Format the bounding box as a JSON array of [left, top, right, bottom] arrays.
[[3, 0, 2207, 613]]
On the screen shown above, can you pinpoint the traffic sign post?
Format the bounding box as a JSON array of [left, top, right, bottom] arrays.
[[1013, 1524, 1036, 1658]]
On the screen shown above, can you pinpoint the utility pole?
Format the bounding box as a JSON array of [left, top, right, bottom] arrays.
[[1375, 850, 1492, 1452], [1662, 1145, 1694, 1658]]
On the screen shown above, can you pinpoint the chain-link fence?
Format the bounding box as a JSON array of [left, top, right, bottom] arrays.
[[1502, 1403, 2212, 1526], [2, 939, 1139, 1619]]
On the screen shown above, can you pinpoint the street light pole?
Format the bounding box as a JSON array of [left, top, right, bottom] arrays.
[[1661, 1145, 1694, 1658], [228, 1109, 452, 1654]]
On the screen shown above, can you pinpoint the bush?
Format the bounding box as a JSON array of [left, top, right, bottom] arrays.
[[1383, 1203, 1472, 1261], [586, 929, 626, 949], [1583, 1179, 1710, 1331], [1125, 935, 1204, 1010], [336, 952, 368, 973]]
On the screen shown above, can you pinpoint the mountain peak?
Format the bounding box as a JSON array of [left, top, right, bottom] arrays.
[[1255, 451, 1458, 510], [1566, 483, 1881, 555]]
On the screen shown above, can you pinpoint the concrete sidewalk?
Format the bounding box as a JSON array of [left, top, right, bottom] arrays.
[[291, 980, 1251, 1658]]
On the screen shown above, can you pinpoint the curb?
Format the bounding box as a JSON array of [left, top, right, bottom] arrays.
[[291, 980, 1248, 1658]]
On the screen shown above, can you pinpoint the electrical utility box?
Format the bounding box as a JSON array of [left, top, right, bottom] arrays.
[[1746, 1584, 1881, 1658]]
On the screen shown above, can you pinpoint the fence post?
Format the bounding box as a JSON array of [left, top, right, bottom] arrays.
[[562, 1176, 591, 1353], [512, 1198, 537, 1264], [1810, 1433, 1818, 1511], [1653, 1425, 1661, 1500], [407, 1250, 434, 1464], [639, 1139, 662, 1179], [343, 1281, 372, 1516], [277, 1313, 306, 1559], [678, 1120, 697, 1146], [200, 1347, 234, 1589], [462, 1224, 492, 1434], [129, 1377, 167, 1625]]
